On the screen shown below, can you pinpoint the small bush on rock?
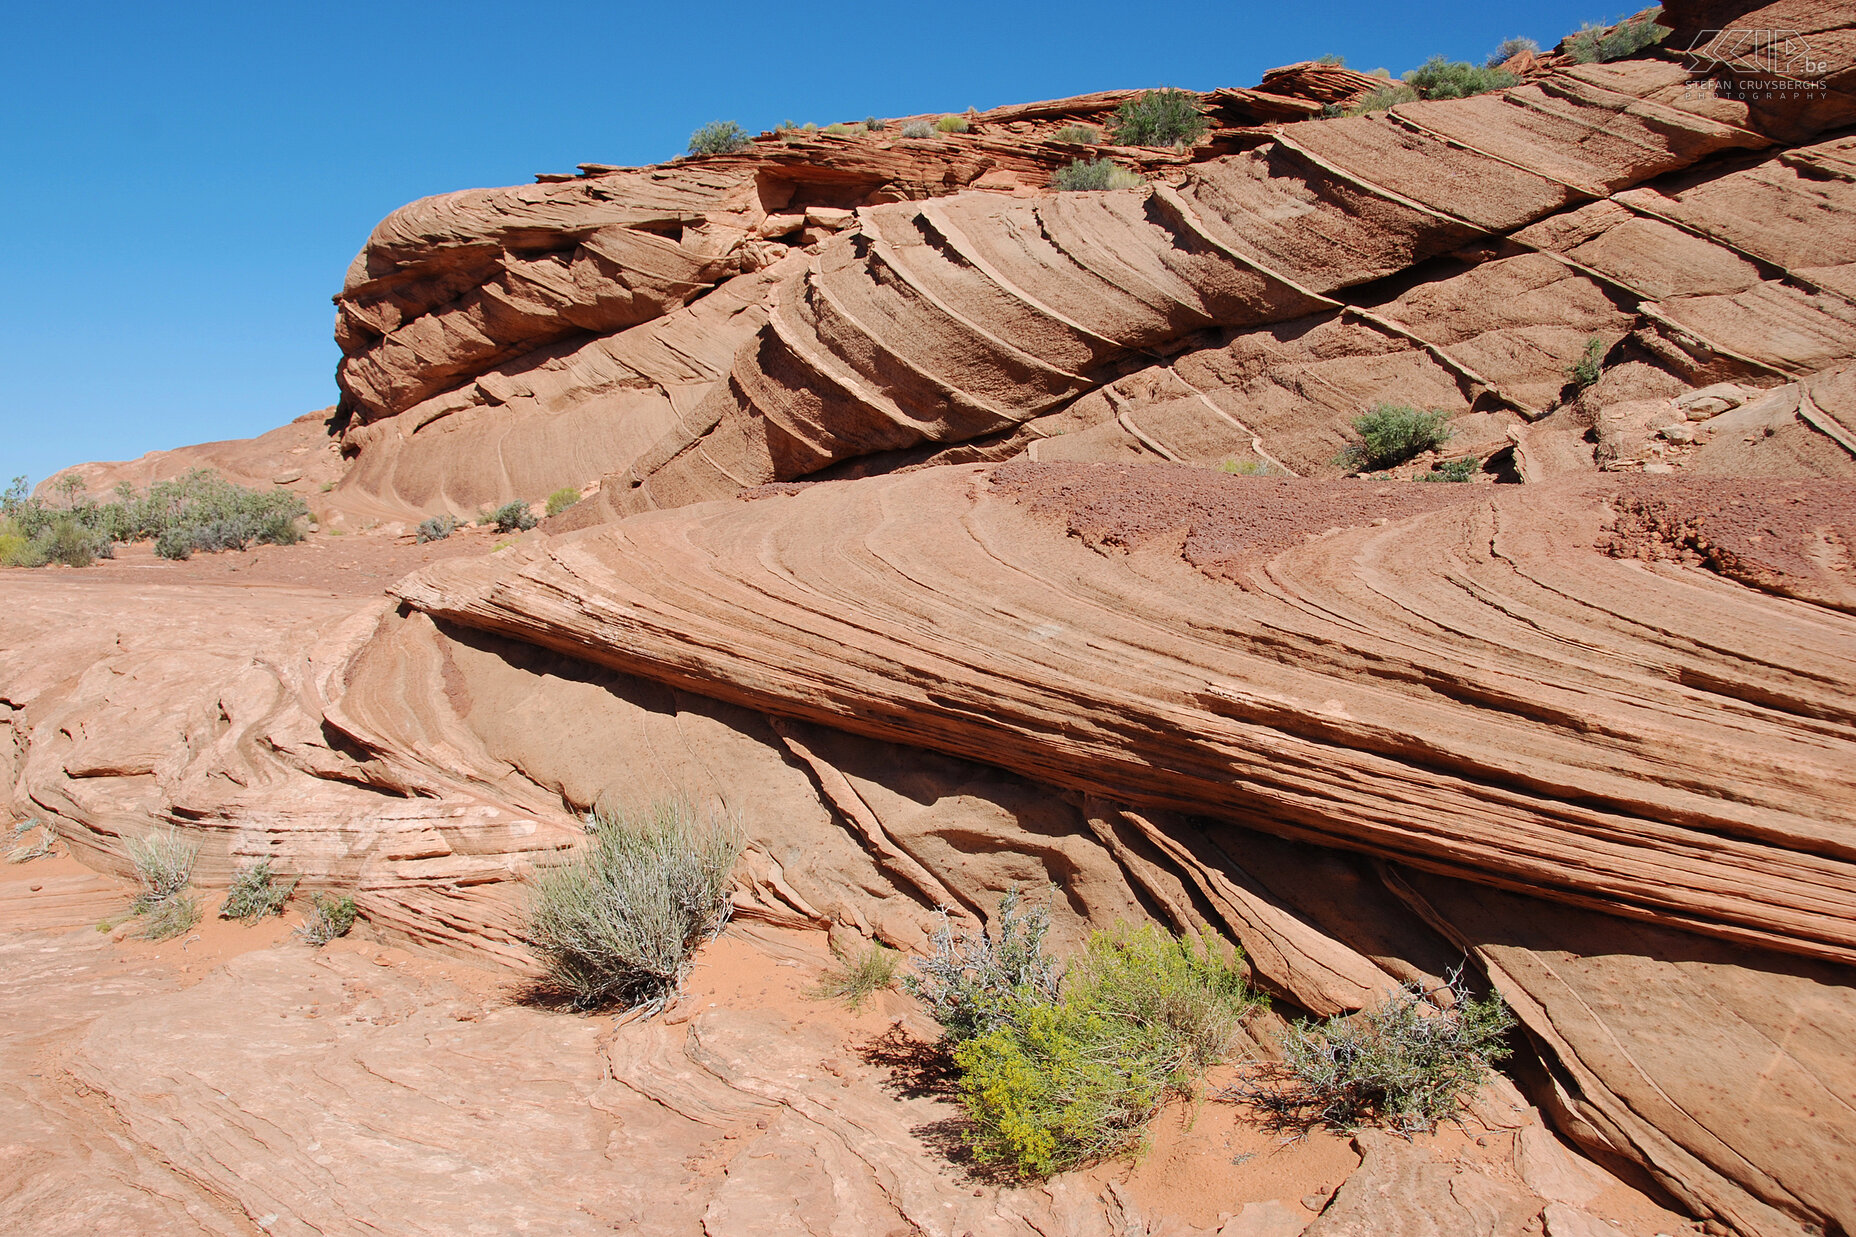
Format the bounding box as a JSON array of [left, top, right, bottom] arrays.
[[526, 799, 743, 1012], [1110, 89, 1208, 147], [297, 893, 358, 945], [1050, 124, 1099, 145], [1052, 158, 1144, 192], [416, 514, 456, 543], [7, 820, 56, 864], [934, 114, 970, 133], [1487, 36, 1539, 66], [900, 120, 935, 139], [688, 121, 750, 155], [489, 501, 538, 533], [822, 122, 858, 137], [545, 488, 582, 517], [1567, 10, 1668, 63], [1404, 56, 1519, 100], [1338, 404, 1454, 472], [905, 886, 1061, 1044], [221, 860, 298, 922], [1238, 972, 1514, 1133], [1569, 335, 1607, 391]]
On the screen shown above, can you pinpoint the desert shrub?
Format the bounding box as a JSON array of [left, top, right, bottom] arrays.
[[155, 527, 194, 559], [905, 886, 1062, 1044], [526, 799, 743, 1011], [297, 892, 358, 945], [864, 116, 883, 131], [545, 487, 581, 517], [1241, 972, 1514, 1133], [900, 120, 935, 139], [1567, 10, 1668, 63], [812, 939, 900, 1009], [822, 122, 858, 137], [1405, 56, 1519, 100], [688, 121, 750, 155], [3, 469, 306, 565], [1415, 456, 1480, 482], [1347, 82, 1419, 114], [0, 518, 36, 567], [1219, 458, 1276, 477], [221, 860, 298, 922], [934, 114, 970, 133], [126, 828, 201, 940], [1052, 158, 1144, 192], [1487, 36, 1539, 66], [416, 513, 456, 543], [7, 820, 55, 863], [1569, 335, 1607, 390], [489, 500, 538, 533], [939, 917, 1257, 1178], [1109, 89, 1207, 147], [1338, 403, 1454, 471], [1050, 124, 1100, 145], [1316, 53, 1346, 66]]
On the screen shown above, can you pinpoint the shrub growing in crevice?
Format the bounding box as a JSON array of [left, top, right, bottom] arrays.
[[1415, 456, 1479, 482], [934, 114, 970, 134], [900, 120, 935, 139], [1487, 36, 1539, 66], [1052, 159, 1144, 192], [525, 799, 743, 1012], [812, 939, 900, 1009], [545, 487, 582, 517], [1566, 9, 1668, 63], [1050, 124, 1099, 145], [1337, 404, 1454, 472], [127, 828, 201, 940], [1235, 971, 1514, 1134], [1109, 89, 1207, 147], [1569, 335, 1607, 391]]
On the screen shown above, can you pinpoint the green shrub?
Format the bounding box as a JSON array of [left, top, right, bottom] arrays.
[[1050, 123, 1100, 145], [489, 501, 538, 533], [1569, 335, 1607, 390], [1338, 404, 1454, 472], [1241, 972, 1514, 1133], [1415, 456, 1479, 482], [1051, 158, 1144, 192], [900, 120, 935, 139], [905, 886, 1061, 1045], [822, 122, 858, 137], [812, 940, 900, 1009], [1316, 53, 1346, 66], [941, 918, 1257, 1178], [126, 828, 201, 940], [1347, 82, 1419, 114], [526, 799, 743, 1011], [1219, 458, 1275, 477], [221, 860, 298, 922], [1567, 10, 1668, 63], [545, 487, 582, 517], [934, 114, 970, 133], [416, 514, 456, 543], [1487, 36, 1539, 66], [864, 116, 883, 131], [1404, 56, 1520, 100], [0, 519, 37, 567], [2, 469, 306, 566], [1110, 89, 1207, 147], [688, 121, 750, 156], [297, 893, 358, 945]]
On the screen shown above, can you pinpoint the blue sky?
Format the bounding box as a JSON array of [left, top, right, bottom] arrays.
[[0, 0, 1610, 486]]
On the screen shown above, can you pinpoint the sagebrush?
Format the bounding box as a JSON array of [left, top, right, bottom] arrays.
[[1110, 89, 1207, 147], [1487, 36, 1539, 66], [1337, 403, 1453, 472], [545, 487, 581, 517], [1052, 159, 1143, 192], [900, 120, 935, 139], [1566, 10, 1668, 63], [297, 892, 358, 945], [7, 820, 56, 864], [487, 500, 538, 533], [1237, 971, 1514, 1133], [1050, 124, 1099, 145], [688, 121, 750, 155], [221, 860, 298, 922], [934, 114, 970, 133], [127, 828, 201, 940], [526, 799, 743, 1012], [0, 470, 305, 567], [416, 514, 456, 543]]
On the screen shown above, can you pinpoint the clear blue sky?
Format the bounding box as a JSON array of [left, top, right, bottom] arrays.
[[1, 0, 1610, 486]]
